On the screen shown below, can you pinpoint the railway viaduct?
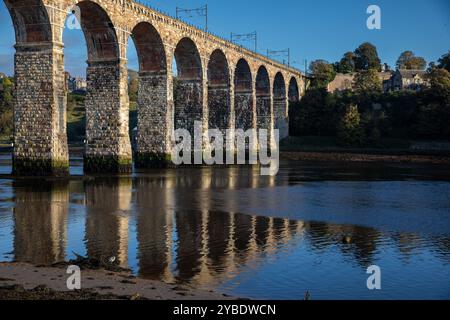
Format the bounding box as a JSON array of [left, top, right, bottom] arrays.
[[4, 0, 303, 175]]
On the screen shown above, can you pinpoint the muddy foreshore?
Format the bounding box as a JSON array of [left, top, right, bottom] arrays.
[[0, 262, 238, 301]]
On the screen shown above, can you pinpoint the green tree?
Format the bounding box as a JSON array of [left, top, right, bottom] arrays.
[[337, 105, 363, 147], [353, 69, 382, 94], [335, 52, 355, 74], [437, 51, 450, 72], [309, 60, 336, 88], [128, 69, 138, 103], [427, 68, 450, 98], [396, 51, 427, 70], [354, 42, 381, 71]]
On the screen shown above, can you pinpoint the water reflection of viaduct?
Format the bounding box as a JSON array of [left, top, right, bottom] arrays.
[[12, 169, 425, 285], [4, 0, 303, 176]]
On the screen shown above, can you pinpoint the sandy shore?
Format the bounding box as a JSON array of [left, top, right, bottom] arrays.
[[0, 262, 237, 300]]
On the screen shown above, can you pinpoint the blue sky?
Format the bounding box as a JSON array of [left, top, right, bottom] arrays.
[[0, 0, 449, 77]]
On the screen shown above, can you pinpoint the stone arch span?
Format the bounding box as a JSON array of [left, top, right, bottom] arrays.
[[173, 37, 203, 142], [288, 77, 300, 103], [273, 72, 288, 139], [208, 49, 230, 132], [75, 1, 132, 173], [255, 66, 271, 131], [130, 21, 171, 168], [5, 0, 69, 175], [234, 58, 253, 131]]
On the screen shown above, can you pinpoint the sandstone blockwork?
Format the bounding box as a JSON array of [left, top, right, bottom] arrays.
[[4, 0, 303, 175]]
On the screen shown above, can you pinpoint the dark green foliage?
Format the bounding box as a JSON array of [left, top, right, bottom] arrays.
[[309, 60, 336, 88], [290, 68, 450, 145], [337, 105, 363, 147], [396, 51, 427, 70], [334, 52, 356, 74], [354, 42, 381, 71], [437, 51, 450, 72], [0, 77, 13, 139]]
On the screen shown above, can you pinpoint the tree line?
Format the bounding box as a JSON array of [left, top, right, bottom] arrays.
[[289, 45, 450, 147]]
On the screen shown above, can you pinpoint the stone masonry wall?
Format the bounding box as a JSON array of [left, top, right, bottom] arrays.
[[13, 45, 69, 176], [235, 92, 254, 131], [208, 86, 230, 131], [135, 72, 172, 167], [274, 98, 289, 139], [174, 80, 203, 142], [84, 60, 132, 173]]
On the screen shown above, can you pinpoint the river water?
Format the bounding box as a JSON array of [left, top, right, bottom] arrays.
[[0, 152, 449, 299]]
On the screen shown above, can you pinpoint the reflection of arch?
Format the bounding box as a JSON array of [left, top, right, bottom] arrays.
[[173, 37, 204, 140], [256, 66, 271, 130], [288, 77, 300, 103], [130, 22, 166, 73], [5, 0, 52, 43], [234, 59, 253, 131], [208, 49, 230, 131], [77, 1, 119, 61]]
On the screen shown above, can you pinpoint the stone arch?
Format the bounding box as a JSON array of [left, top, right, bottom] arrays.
[[129, 21, 171, 167], [173, 37, 203, 140], [75, 0, 120, 61], [273, 72, 288, 139], [65, 1, 132, 173], [4, 0, 52, 44], [234, 58, 253, 131], [208, 49, 230, 131], [288, 77, 300, 103], [174, 37, 202, 81], [5, 0, 70, 175], [130, 22, 166, 73], [255, 66, 271, 130]]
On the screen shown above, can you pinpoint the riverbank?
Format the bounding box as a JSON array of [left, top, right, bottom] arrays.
[[0, 262, 236, 300], [280, 151, 450, 165]]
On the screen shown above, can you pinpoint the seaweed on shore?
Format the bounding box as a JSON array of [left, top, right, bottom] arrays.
[[51, 252, 131, 273]]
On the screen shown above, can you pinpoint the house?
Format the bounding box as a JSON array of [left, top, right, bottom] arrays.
[[66, 73, 87, 93], [388, 69, 428, 92]]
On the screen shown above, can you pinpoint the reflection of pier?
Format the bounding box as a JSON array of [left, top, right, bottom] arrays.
[[85, 178, 132, 268], [13, 180, 69, 265]]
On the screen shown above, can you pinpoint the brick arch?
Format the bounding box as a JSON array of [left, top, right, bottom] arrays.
[[4, 0, 52, 43], [256, 66, 271, 130], [234, 58, 253, 131], [173, 37, 202, 80], [130, 21, 166, 73], [208, 49, 231, 131]]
